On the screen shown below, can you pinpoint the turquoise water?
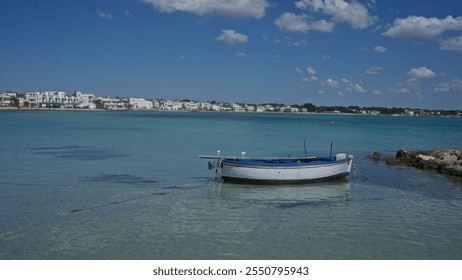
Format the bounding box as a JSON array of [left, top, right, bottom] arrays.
[[0, 110, 461, 259]]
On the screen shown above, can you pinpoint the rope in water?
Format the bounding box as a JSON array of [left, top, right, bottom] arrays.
[[353, 164, 368, 181]]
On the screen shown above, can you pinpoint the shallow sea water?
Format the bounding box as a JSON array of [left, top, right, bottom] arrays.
[[0, 110, 461, 259]]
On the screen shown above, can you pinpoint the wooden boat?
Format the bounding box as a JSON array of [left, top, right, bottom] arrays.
[[198, 152, 354, 184]]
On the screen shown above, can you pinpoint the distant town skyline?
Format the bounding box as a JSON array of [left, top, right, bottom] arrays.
[[1, 0, 462, 110], [3, 90, 461, 117]]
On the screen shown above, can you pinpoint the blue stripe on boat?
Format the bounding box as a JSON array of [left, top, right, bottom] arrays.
[[222, 157, 339, 167]]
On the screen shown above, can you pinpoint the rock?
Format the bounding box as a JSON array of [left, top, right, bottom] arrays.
[[416, 154, 436, 161], [396, 149, 413, 159], [385, 149, 417, 166], [430, 149, 460, 164], [415, 155, 441, 171], [387, 149, 462, 178], [442, 165, 462, 177], [367, 152, 381, 160]]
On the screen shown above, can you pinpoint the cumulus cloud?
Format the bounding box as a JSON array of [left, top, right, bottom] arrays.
[[407, 67, 436, 79], [216, 29, 248, 44], [295, 0, 377, 29], [435, 79, 462, 92], [347, 83, 366, 93], [383, 15, 462, 38], [308, 18, 336, 32], [303, 76, 319, 82], [286, 37, 309, 46], [306, 66, 317, 75], [392, 79, 419, 94], [373, 46, 387, 53], [341, 78, 366, 93], [96, 9, 113, 20], [440, 36, 462, 52], [297, 66, 318, 81], [275, 13, 309, 33], [141, 0, 269, 19], [274, 12, 334, 33], [366, 66, 384, 75], [322, 78, 339, 88]]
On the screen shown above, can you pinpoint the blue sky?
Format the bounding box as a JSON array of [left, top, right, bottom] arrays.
[[1, 0, 462, 109]]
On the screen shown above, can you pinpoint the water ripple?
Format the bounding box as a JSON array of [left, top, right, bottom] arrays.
[[84, 174, 157, 185], [27, 146, 128, 161]]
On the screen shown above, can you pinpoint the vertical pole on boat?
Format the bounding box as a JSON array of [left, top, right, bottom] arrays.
[[330, 142, 333, 158], [303, 140, 307, 157]]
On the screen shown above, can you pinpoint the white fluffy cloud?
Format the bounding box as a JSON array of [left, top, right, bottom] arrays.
[[322, 78, 339, 88], [303, 76, 319, 82], [306, 67, 317, 75], [435, 79, 462, 92], [286, 37, 309, 46], [141, 0, 269, 19], [96, 9, 112, 20], [275, 13, 309, 33], [274, 12, 334, 33], [373, 46, 387, 53], [216, 29, 248, 44], [440, 36, 462, 52], [383, 15, 462, 38], [372, 90, 383, 96], [392, 78, 419, 94], [341, 78, 366, 93], [407, 67, 436, 79], [295, 0, 377, 29], [347, 83, 366, 93], [366, 66, 384, 75]]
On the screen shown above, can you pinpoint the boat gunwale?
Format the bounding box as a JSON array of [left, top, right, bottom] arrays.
[[197, 155, 318, 161], [221, 157, 352, 169]]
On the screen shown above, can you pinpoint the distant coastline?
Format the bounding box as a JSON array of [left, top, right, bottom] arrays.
[[1, 105, 461, 118], [1, 91, 461, 116]]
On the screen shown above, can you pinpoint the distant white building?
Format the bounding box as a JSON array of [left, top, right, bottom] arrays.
[[245, 105, 255, 112], [94, 97, 126, 110], [264, 104, 275, 112], [158, 99, 182, 110], [129, 98, 153, 109], [201, 102, 223, 111], [152, 99, 161, 109], [0, 92, 16, 107], [405, 109, 414, 116], [74, 91, 96, 109], [22, 91, 83, 108], [232, 103, 245, 112], [201, 102, 212, 110], [182, 101, 199, 111]]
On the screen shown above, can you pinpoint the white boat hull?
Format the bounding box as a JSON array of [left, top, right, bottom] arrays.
[[220, 157, 353, 184]]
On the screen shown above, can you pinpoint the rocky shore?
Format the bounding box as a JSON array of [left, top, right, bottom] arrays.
[[368, 149, 462, 178]]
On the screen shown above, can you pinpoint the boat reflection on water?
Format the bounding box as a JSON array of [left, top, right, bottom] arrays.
[[210, 181, 353, 208]]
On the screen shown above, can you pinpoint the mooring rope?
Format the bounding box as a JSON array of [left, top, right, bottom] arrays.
[[213, 159, 224, 182], [353, 164, 368, 181]]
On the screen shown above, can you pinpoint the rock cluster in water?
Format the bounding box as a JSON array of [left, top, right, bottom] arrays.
[[368, 149, 462, 178]]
